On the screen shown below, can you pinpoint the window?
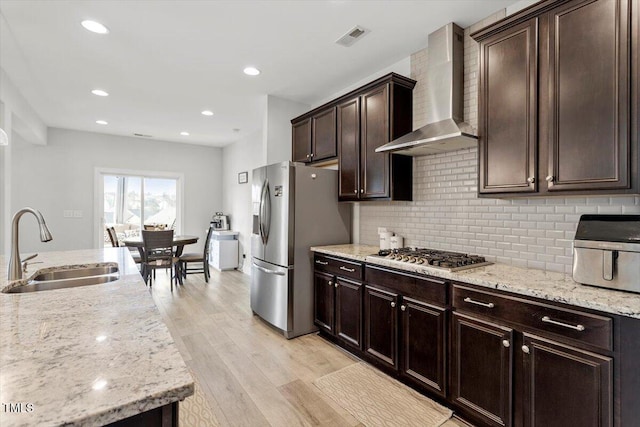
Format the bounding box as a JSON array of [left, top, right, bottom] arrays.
[[97, 169, 182, 248]]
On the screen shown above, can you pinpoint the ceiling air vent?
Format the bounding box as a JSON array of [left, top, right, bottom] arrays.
[[335, 25, 370, 47], [133, 133, 153, 138]]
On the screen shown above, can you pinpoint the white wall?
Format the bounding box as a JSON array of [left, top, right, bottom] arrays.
[[265, 95, 309, 164], [222, 130, 264, 274], [11, 128, 223, 254]]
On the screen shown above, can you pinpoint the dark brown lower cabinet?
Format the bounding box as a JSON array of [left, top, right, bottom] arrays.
[[106, 402, 178, 426], [451, 312, 514, 427], [335, 278, 363, 348], [401, 297, 447, 397], [364, 285, 398, 369], [314, 271, 334, 334], [522, 334, 613, 427]]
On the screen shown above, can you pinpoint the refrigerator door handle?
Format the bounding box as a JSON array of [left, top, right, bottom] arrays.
[[261, 180, 271, 245], [258, 180, 267, 244], [252, 262, 285, 276]]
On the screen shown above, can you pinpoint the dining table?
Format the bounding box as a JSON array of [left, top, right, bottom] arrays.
[[122, 234, 199, 285]]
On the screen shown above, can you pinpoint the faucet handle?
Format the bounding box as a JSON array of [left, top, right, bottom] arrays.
[[21, 253, 39, 273]]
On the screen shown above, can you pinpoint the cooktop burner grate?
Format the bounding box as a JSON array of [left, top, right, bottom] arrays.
[[375, 247, 492, 271]]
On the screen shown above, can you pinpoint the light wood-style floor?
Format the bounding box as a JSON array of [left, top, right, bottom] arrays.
[[149, 269, 470, 427]]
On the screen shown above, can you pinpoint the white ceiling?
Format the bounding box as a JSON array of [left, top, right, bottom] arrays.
[[0, 0, 518, 147]]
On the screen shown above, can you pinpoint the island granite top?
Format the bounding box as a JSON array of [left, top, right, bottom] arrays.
[[0, 248, 193, 427], [311, 244, 640, 319]]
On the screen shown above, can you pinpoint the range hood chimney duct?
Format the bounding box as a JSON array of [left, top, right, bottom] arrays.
[[376, 23, 477, 156]]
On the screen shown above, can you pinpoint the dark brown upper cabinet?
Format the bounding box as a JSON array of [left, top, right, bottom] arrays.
[[292, 107, 336, 164], [292, 118, 312, 163], [292, 73, 416, 201], [473, 0, 638, 197]]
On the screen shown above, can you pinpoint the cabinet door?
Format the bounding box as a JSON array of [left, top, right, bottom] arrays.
[[545, 0, 630, 191], [312, 107, 337, 162], [451, 312, 514, 427], [478, 18, 538, 194], [401, 297, 447, 397], [335, 278, 363, 349], [360, 85, 390, 199], [522, 334, 613, 427], [337, 97, 360, 200], [292, 118, 312, 163], [364, 285, 398, 369], [313, 271, 334, 334]]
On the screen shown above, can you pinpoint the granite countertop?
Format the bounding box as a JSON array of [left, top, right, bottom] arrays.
[[0, 248, 193, 427], [311, 244, 640, 319]]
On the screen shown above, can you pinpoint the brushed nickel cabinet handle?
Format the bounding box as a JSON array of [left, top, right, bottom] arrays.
[[354, 190, 358, 194], [390, 301, 396, 308], [335, 282, 338, 288], [360, 189, 364, 193], [527, 177, 535, 184], [339, 266, 355, 273], [400, 305, 406, 311], [306, 154, 310, 158], [502, 340, 510, 348], [541, 316, 585, 331], [463, 297, 495, 308], [315, 260, 328, 265], [546, 175, 554, 182], [522, 345, 530, 354], [327, 280, 332, 286]]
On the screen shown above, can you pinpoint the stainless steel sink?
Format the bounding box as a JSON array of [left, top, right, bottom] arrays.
[[7, 275, 119, 293], [31, 266, 119, 282], [4, 264, 120, 294]]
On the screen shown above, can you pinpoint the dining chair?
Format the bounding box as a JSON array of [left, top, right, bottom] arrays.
[[179, 226, 213, 283], [106, 226, 119, 247], [141, 229, 179, 290], [107, 226, 142, 266]]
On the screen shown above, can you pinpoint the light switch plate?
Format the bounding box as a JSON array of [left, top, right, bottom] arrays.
[[73, 210, 83, 218], [63, 210, 73, 218]]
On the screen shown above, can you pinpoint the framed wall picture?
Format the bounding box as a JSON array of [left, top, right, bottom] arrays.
[[238, 171, 248, 184]]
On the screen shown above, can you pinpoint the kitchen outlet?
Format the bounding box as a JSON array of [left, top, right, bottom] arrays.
[[63, 210, 73, 218], [73, 210, 83, 218]]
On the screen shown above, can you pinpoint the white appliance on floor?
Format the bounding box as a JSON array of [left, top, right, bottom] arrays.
[[209, 230, 239, 271]]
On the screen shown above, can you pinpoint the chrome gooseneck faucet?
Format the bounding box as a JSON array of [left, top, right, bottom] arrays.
[[8, 208, 53, 281]]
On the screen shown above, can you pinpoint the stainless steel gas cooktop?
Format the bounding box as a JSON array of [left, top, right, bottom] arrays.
[[373, 247, 492, 272]]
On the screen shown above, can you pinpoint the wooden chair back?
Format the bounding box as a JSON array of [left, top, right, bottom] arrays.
[[203, 226, 214, 260], [107, 227, 120, 247], [141, 230, 174, 263]]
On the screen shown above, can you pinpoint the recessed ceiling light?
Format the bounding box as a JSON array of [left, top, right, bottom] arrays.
[[180, 131, 190, 136], [96, 120, 108, 125], [81, 20, 109, 34], [243, 67, 261, 76], [201, 110, 214, 116], [91, 89, 109, 97]]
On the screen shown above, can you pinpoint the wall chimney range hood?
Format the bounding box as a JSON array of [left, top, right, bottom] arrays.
[[376, 23, 477, 156]]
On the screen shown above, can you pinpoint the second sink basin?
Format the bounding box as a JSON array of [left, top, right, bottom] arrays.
[[32, 265, 119, 281], [3, 263, 120, 294]]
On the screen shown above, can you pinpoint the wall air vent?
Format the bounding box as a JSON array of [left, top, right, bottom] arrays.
[[335, 25, 370, 47], [133, 133, 153, 138]]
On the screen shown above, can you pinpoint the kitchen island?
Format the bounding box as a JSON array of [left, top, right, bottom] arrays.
[[0, 248, 193, 427]]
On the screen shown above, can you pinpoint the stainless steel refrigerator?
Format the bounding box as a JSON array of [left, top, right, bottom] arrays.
[[251, 161, 351, 338]]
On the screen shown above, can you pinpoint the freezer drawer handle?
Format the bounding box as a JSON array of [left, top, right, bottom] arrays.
[[463, 297, 495, 308], [252, 263, 285, 276], [541, 316, 585, 332], [315, 260, 329, 265], [339, 266, 356, 273]]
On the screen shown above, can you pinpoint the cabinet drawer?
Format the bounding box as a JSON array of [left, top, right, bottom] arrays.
[[314, 255, 363, 280], [452, 284, 612, 351], [365, 265, 446, 306]]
